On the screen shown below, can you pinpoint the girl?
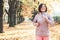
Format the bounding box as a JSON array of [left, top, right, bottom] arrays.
[[33, 3, 54, 40]]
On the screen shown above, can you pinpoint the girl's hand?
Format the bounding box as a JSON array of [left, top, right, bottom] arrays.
[[34, 23, 38, 26], [43, 15, 48, 21], [34, 22, 40, 27]]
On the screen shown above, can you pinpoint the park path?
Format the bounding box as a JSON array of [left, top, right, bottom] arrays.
[[0, 21, 60, 40]]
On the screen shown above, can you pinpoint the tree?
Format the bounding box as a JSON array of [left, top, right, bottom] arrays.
[[31, 8, 38, 21], [0, 0, 3, 33], [8, 0, 16, 27], [15, 0, 24, 24]]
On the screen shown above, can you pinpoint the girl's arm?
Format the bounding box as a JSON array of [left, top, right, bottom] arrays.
[[44, 15, 55, 26], [33, 14, 38, 26]]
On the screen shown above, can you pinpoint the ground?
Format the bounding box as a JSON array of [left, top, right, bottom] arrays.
[[0, 21, 60, 40]]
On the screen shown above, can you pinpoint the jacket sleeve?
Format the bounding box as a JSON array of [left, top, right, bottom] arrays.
[[47, 15, 55, 26], [33, 14, 38, 23]]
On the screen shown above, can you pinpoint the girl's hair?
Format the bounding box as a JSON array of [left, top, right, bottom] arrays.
[[38, 3, 47, 12]]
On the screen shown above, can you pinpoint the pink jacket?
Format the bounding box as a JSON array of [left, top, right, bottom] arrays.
[[33, 12, 54, 36]]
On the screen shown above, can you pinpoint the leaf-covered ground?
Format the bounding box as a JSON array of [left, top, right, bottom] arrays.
[[0, 21, 60, 40]]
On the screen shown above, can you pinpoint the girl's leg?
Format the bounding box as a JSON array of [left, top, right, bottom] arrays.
[[36, 36, 42, 40], [43, 36, 49, 40]]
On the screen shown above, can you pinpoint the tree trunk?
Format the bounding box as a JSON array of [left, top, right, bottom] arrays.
[[9, 14, 15, 27], [0, 0, 3, 33], [8, 0, 16, 27]]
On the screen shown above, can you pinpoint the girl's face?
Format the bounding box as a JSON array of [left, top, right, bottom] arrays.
[[41, 5, 46, 12]]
